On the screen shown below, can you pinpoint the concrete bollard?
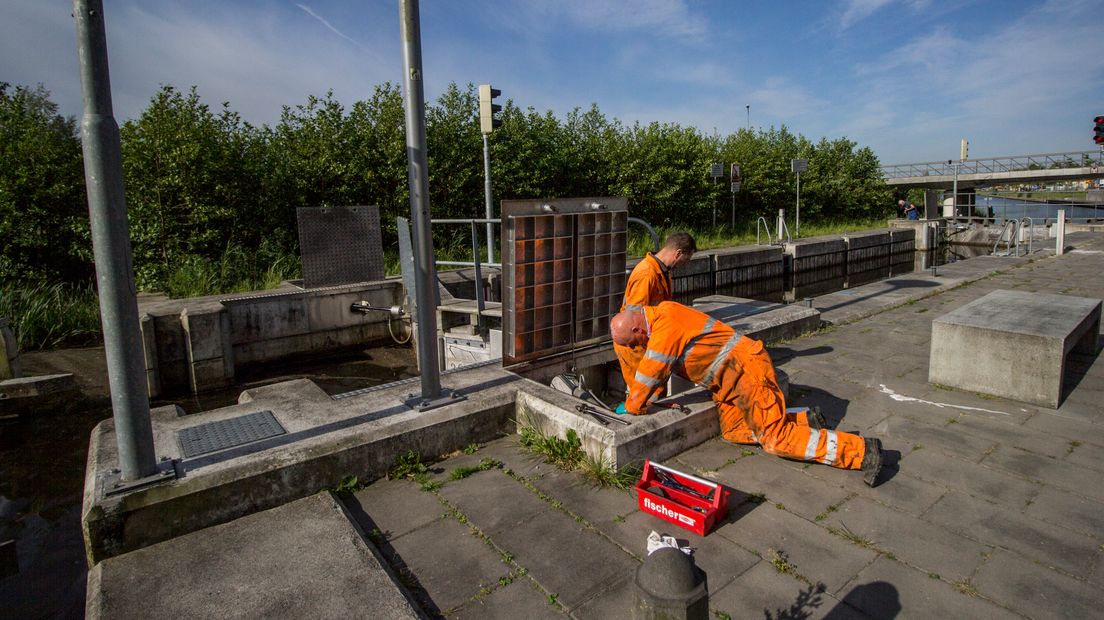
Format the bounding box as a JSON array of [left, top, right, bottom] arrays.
[[633, 547, 708, 619], [1056, 209, 1065, 256]]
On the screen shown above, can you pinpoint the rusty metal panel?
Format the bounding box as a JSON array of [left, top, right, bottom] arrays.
[[297, 206, 384, 289], [501, 198, 628, 365]]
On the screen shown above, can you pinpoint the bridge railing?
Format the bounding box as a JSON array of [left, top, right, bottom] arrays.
[[881, 150, 1104, 179]]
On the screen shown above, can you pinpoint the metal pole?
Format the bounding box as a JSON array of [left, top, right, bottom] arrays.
[[730, 192, 735, 228], [399, 0, 441, 399], [746, 105, 750, 130], [795, 171, 801, 237], [73, 0, 157, 480], [712, 177, 717, 228], [482, 134, 494, 264], [952, 164, 959, 218]]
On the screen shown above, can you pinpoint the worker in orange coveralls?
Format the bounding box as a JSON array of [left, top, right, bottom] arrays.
[[610, 302, 883, 486], [613, 232, 697, 402]]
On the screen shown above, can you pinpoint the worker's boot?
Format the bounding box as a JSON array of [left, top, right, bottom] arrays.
[[861, 438, 883, 487], [807, 406, 826, 430]]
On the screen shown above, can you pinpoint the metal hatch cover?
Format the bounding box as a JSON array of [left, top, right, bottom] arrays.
[[178, 410, 287, 458], [500, 197, 628, 365], [297, 206, 385, 288]]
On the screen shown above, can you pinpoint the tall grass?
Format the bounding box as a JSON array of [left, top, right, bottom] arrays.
[[162, 242, 301, 299], [0, 281, 102, 350]]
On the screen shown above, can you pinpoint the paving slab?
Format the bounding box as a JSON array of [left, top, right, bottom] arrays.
[[449, 578, 567, 620], [85, 492, 420, 619], [711, 455, 854, 522], [824, 496, 992, 582], [347, 478, 446, 540], [973, 549, 1099, 620], [836, 556, 1018, 619], [922, 491, 1101, 579], [980, 444, 1104, 502], [517, 466, 638, 531], [436, 468, 553, 537], [897, 449, 1041, 507], [847, 463, 947, 517], [879, 416, 1000, 463], [950, 412, 1074, 457], [714, 500, 879, 595], [708, 560, 858, 620], [567, 572, 636, 620], [486, 507, 637, 611], [378, 513, 511, 614], [1022, 486, 1104, 539]]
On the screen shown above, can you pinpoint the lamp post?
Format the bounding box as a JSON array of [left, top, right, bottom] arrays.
[[745, 105, 750, 130]]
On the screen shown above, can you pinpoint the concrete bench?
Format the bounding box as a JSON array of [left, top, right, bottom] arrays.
[[928, 289, 1101, 408]]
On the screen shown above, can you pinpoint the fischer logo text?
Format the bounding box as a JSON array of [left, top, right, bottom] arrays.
[[643, 497, 695, 525]]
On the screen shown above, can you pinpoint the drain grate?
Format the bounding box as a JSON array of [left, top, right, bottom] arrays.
[[178, 410, 286, 458]]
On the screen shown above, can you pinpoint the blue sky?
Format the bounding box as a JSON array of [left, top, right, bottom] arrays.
[[4, 0, 1102, 164]]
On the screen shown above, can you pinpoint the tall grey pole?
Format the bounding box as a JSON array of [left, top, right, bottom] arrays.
[[73, 0, 157, 480], [952, 164, 959, 218], [795, 170, 801, 237], [399, 0, 442, 399], [483, 134, 494, 265]]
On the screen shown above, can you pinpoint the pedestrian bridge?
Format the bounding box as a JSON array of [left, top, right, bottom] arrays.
[[882, 150, 1104, 189]]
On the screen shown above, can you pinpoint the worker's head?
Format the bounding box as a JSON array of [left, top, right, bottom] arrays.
[[657, 231, 697, 270], [897, 199, 906, 207], [610, 311, 649, 348]]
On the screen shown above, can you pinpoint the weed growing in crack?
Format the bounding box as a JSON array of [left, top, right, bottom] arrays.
[[768, 548, 794, 575]]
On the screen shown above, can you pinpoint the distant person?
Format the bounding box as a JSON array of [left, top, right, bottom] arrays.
[[613, 232, 696, 406], [610, 302, 884, 486], [898, 199, 919, 220]]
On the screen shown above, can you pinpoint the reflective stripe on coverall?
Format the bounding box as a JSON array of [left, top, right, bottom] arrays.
[[614, 253, 674, 399], [626, 302, 866, 470]]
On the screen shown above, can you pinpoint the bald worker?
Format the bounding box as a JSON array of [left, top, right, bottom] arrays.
[[610, 302, 883, 486]]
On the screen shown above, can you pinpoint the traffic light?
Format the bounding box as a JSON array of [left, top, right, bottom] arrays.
[[479, 84, 502, 135], [1094, 115, 1104, 145]]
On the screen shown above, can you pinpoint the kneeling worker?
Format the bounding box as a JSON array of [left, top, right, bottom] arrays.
[[610, 302, 883, 486]]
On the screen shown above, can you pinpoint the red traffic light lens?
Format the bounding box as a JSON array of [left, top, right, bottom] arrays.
[[1095, 115, 1104, 124]]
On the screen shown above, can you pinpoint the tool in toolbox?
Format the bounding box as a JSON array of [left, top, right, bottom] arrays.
[[635, 460, 728, 536], [575, 403, 632, 426]]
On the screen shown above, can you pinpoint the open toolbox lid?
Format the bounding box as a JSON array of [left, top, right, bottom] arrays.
[[635, 460, 729, 536]]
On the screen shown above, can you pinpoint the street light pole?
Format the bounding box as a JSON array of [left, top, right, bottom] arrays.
[[746, 105, 750, 130]]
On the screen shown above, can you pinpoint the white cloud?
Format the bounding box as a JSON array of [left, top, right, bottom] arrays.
[[838, 0, 895, 31]]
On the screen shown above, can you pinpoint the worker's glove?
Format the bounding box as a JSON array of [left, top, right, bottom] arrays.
[[615, 401, 628, 414]]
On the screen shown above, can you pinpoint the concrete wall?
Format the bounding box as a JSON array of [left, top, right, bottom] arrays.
[[139, 280, 407, 396]]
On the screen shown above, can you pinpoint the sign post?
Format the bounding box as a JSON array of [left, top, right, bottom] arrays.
[[710, 162, 723, 227], [729, 163, 741, 227], [791, 158, 807, 237]]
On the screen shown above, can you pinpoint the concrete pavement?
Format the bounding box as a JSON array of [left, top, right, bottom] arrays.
[[345, 232, 1104, 618]]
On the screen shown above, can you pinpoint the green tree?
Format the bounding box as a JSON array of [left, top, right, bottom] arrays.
[[0, 83, 90, 283], [120, 85, 265, 287]]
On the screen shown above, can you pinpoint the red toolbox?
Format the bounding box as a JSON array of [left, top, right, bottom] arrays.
[[635, 460, 729, 536]]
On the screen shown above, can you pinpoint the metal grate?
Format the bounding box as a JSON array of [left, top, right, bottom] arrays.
[[501, 198, 628, 365], [178, 410, 286, 458], [297, 206, 385, 288]]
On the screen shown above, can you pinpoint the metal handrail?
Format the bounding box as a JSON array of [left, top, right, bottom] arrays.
[[628, 216, 661, 253], [777, 217, 792, 245], [430, 217, 501, 314], [756, 216, 774, 245], [881, 150, 1104, 179], [1019, 217, 1034, 256], [992, 219, 1019, 256]]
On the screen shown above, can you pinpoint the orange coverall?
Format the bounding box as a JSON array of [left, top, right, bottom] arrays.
[[625, 302, 866, 470], [614, 253, 673, 392]]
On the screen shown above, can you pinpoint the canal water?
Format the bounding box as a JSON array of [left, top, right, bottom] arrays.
[[975, 195, 1102, 223]]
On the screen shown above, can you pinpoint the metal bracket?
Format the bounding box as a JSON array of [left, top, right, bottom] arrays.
[[103, 458, 182, 497], [403, 388, 467, 412]]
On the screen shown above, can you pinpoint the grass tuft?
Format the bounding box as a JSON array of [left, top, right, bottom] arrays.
[[0, 281, 102, 350]]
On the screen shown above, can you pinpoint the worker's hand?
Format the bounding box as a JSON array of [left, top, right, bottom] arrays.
[[615, 401, 628, 414]]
